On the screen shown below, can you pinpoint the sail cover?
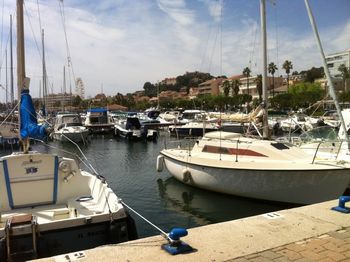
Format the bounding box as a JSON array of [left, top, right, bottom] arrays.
[[20, 89, 46, 139]]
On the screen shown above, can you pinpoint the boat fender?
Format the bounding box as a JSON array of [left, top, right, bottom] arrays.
[[156, 155, 164, 172], [182, 169, 192, 183]]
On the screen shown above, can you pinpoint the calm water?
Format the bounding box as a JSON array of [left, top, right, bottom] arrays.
[[1, 132, 295, 238]]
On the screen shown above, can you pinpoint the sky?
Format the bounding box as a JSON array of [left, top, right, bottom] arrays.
[[0, 0, 349, 102]]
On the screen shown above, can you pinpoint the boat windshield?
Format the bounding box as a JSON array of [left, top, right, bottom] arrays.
[[298, 126, 339, 143]]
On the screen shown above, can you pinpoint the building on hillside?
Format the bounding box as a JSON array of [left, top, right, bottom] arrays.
[[159, 90, 186, 101], [326, 49, 350, 77], [75, 78, 85, 99], [315, 77, 349, 93], [45, 93, 74, 112], [219, 75, 244, 96], [197, 78, 225, 96], [161, 77, 177, 86], [239, 76, 284, 98]]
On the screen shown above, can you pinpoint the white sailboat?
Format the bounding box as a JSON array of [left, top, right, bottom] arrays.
[[0, 2, 137, 260], [156, 0, 350, 205]]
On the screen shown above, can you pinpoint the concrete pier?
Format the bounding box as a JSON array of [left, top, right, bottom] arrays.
[[34, 199, 350, 261]]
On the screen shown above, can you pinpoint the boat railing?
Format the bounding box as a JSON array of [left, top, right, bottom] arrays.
[[163, 136, 199, 151], [311, 140, 345, 164]]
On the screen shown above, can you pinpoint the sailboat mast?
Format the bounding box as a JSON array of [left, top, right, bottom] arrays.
[[10, 14, 14, 106], [17, 0, 26, 96], [260, 0, 269, 138], [304, 0, 349, 145], [42, 29, 47, 109]]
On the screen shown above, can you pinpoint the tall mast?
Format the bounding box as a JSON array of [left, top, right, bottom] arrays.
[[42, 29, 47, 109], [260, 0, 269, 138], [5, 49, 7, 106], [304, 0, 349, 146], [10, 14, 14, 105], [17, 0, 26, 99]]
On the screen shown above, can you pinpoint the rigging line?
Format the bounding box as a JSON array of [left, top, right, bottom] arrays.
[[23, 2, 42, 61], [36, 0, 42, 31], [219, 0, 223, 76], [0, 0, 4, 70], [32, 138, 97, 175], [0, 100, 19, 128], [58, 0, 76, 91], [274, 2, 280, 76], [0, 29, 10, 72]]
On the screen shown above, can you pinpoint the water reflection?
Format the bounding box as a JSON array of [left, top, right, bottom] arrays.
[[157, 177, 296, 226]]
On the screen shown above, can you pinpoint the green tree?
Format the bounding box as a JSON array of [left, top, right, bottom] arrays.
[[242, 67, 251, 95], [282, 60, 293, 90], [222, 80, 230, 97], [268, 62, 278, 97], [255, 74, 263, 102], [338, 64, 350, 92], [231, 79, 240, 96]]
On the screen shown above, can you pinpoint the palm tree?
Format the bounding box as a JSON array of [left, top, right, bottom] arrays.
[[268, 62, 278, 97], [255, 74, 263, 102], [338, 64, 350, 92], [242, 67, 251, 95], [282, 60, 293, 91], [231, 79, 241, 96], [222, 80, 231, 97]]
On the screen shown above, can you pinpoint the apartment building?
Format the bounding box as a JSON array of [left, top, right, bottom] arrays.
[[326, 49, 350, 77]]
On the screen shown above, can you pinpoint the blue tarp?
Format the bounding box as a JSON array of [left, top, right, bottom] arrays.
[[20, 89, 46, 140], [88, 108, 107, 113]]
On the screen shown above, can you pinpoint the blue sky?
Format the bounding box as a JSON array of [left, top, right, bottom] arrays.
[[0, 0, 349, 101]]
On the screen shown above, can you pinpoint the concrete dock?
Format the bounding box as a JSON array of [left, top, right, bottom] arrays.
[[35, 199, 350, 261]]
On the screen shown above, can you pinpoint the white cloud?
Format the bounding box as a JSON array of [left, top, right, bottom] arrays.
[[0, 1, 349, 102]]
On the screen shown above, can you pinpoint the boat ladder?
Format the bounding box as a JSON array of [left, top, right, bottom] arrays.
[[5, 214, 38, 261]]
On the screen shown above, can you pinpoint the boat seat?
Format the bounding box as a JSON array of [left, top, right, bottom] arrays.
[[67, 196, 104, 217]]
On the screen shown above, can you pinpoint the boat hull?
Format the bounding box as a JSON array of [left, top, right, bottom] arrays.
[[161, 154, 350, 204], [53, 131, 89, 143], [0, 216, 137, 261]]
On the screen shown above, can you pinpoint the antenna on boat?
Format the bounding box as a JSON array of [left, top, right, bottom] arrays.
[[304, 0, 350, 148]]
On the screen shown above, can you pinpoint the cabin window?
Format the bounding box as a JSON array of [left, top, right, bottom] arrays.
[[202, 145, 267, 157]]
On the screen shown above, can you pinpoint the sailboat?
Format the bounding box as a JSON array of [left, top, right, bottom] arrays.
[[156, 0, 350, 205], [0, 1, 137, 260]]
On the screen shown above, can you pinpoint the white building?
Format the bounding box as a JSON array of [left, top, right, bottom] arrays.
[[326, 49, 350, 77]]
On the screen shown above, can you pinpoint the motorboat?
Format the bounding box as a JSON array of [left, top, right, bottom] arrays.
[[0, 150, 137, 260], [52, 113, 89, 143], [169, 121, 219, 137], [157, 131, 350, 204], [84, 108, 114, 134], [114, 115, 158, 141]]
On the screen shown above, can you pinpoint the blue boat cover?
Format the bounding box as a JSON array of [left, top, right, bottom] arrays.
[[20, 89, 46, 139], [88, 108, 107, 113]]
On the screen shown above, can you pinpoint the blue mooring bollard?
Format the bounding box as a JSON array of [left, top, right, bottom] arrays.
[[331, 196, 350, 213], [162, 228, 194, 255]]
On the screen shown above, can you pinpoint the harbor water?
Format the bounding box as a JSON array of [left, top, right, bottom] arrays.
[[1, 132, 295, 238]]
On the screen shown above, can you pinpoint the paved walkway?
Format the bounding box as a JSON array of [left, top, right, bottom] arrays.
[[229, 228, 350, 262], [35, 199, 350, 262]]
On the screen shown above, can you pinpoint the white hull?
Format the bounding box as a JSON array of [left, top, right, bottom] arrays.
[[162, 156, 350, 204], [159, 131, 350, 205], [53, 130, 89, 143]]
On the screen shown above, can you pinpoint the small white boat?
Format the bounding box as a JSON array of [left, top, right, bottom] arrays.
[[53, 113, 89, 143], [157, 131, 350, 204]]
